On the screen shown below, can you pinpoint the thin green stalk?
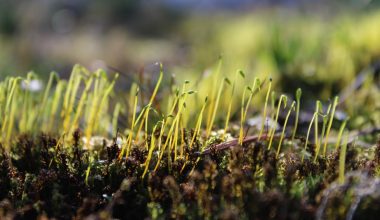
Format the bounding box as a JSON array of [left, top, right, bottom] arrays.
[[258, 78, 272, 140], [142, 122, 162, 178], [268, 94, 287, 150], [206, 78, 225, 137], [223, 74, 237, 139], [112, 103, 121, 137], [323, 96, 339, 157], [335, 118, 349, 150], [239, 78, 261, 144], [206, 57, 223, 135], [135, 66, 163, 142], [276, 101, 295, 158], [154, 90, 189, 171], [47, 81, 65, 132], [302, 112, 317, 162], [338, 131, 349, 184], [291, 88, 302, 141], [314, 101, 321, 151], [189, 97, 208, 150], [70, 76, 94, 133]]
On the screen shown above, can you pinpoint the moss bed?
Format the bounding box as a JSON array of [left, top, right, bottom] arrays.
[[0, 130, 379, 220]]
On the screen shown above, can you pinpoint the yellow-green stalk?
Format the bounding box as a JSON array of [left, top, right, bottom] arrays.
[[222, 77, 234, 139], [70, 76, 94, 134], [267, 94, 287, 150], [85, 73, 118, 147], [142, 122, 161, 178], [119, 86, 141, 159], [338, 131, 349, 184], [322, 96, 339, 157], [239, 78, 261, 144], [291, 88, 302, 141], [47, 81, 66, 132], [258, 78, 272, 140], [314, 101, 321, 152], [206, 57, 223, 136], [112, 103, 121, 137], [62, 66, 82, 132], [39, 72, 58, 122], [302, 112, 317, 162], [189, 96, 208, 150], [154, 90, 189, 171], [206, 78, 226, 137], [335, 118, 349, 150], [135, 66, 164, 142], [276, 101, 295, 158], [1, 77, 21, 147]]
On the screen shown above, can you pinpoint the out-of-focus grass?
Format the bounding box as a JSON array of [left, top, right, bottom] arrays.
[[0, 9, 379, 108], [178, 10, 380, 94]]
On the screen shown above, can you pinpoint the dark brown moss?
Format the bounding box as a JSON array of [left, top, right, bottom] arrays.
[[1, 132, 379, 219]]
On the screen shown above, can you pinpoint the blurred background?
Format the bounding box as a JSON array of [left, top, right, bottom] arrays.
[[0, 0, 379, 100]]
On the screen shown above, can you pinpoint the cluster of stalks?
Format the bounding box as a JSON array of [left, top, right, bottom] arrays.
[[1, 63, 380, 219], [0, 63, 351, 180]]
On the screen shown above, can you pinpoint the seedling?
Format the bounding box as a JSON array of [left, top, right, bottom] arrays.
[[239, 77, 261, 145], [314, 101, 321, 151], [206, 57, 223, 137], [223, 71, 241, 139], [302, 112, 317, 162], [258, 77, 272, 140], [267, 94, 287, 150], [291, 88, 302, 141], [134, 64, 164, 143], [338, 131, 349, 184], [142, 121, 163, 178], [276, 101, 295, 158], [119, 86, 139, 159], [335, 118, 349, 150], [206, 77, 226, 137], [322, 96, 339, 156]]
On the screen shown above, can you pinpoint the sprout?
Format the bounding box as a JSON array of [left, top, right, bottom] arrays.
[[291, 88, 302, 141], [268, 94, 287, 151], [276, 101, 295, 158]]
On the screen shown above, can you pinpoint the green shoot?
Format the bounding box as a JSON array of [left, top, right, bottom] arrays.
[[267, 94, 287, 150], [258, 78, 272, 140], [291, 88, 302, 141], [322, 96, 339, 157], [302, 112, 317, 163], [206, 57, 223, 137], [239, 78, 261, 144], [314, 101, 321, 151], [70, 75, 94, 134], [85, 156, 94, 186], [338, 131, 349, 184], [142, 121, 162, 178], [276, 101, 295, 158], [335, 118, 349, 150], [154, 88, 190, 171], [315, 102, 331, 161], [206, 77, 226, 137], [135, 65, 164, 142], [112, 103, 121, 136], [47, 80, 65, 132], [320, 103, 332, 157], [189, 97, 208, 150], [223, 70, 245, 139]]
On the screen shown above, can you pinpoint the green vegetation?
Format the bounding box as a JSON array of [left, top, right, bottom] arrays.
[[0, 61, 378, 219]]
